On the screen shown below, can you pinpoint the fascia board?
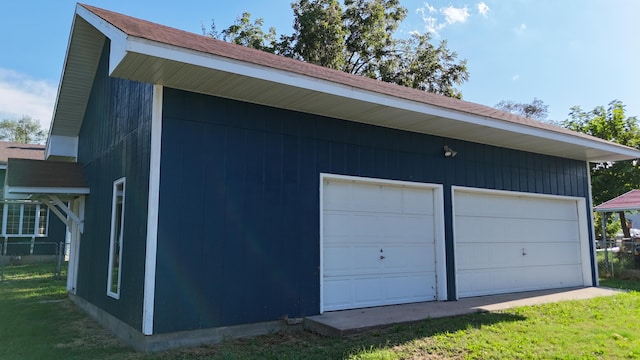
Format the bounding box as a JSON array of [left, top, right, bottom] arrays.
[[117, 36, 638, 161], [76, 4, 128, 75]]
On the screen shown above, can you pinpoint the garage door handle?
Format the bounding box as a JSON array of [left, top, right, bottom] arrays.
[[380, 255, 386, 260]]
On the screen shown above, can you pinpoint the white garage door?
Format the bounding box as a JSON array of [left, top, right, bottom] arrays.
[[321, 176, 444, 312], [454, 188, 591, 298]]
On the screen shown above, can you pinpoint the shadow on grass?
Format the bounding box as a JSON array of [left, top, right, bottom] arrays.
[[173, 311, 527, 360], [0, 263, 529, 359]]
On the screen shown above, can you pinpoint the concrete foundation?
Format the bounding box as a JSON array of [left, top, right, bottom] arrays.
[[69, 293, 302, 352]]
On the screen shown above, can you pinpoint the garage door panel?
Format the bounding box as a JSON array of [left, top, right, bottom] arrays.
[[378, 244, 436, 273], [378, 215, 434, 239], [323, 177, 440, 311], [323, 279, 354, 310], [323, 245, 379, 275], [324, 273, 437, 311], [324, 244, 436, 276], [324, 212, 434, 242], [456, 242, 582, 270], [456, 193, 578, 221], [457, 264, 584, 298], [402, 188, 434, 215], [384, 274, 436, 301], [324, 181, 434, 215], [323, 213, 383, 239], [454, 190, 586, 298], [456, 217, 580, 244]]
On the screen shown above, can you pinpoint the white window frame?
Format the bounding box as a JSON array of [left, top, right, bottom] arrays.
[[107, 178, 126, 299], [0, 202, 49, 237]]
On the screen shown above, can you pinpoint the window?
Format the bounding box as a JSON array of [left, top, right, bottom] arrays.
[[107, 178, 126, 299], [6, 203, 21, 235], [22, 205, 36, 235], [37, 206, 48, 236], [1, 203, 48, 236]]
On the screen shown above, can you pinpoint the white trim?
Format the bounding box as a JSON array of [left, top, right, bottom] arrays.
[[2, 203, 7, 235], [18, 205, 24, 234], [576, 197, 593, 286], [5, 186, 90, 195], [319, 173, 446, 313], [319, 174, 324, 314], [46, 203, 73, 229], [33, 204, 40, 237], [109, 34, 639, 162], [46, 135, 79, 160], [451, 186, 593, 300], [586, 162, 598, 286], [67, 197, 84, 294], [107, 177, 126, 299], [49, 195, 83, 232], [142, 85, 163, 335]]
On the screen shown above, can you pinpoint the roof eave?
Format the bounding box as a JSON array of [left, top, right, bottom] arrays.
[[50, 4, 640, 164], [112, 46, 639, 163]]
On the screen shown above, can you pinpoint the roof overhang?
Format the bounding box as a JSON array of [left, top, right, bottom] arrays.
[[46, 4, 640, 163], [4, 158, 90, 200]]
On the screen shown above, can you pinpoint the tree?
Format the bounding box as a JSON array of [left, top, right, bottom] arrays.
[[203, 12, 277, 53], [0, 116, 46, 144], [495, 98, 549, 122], [561, 100, 640, 238], [205, 0, 469, 99]]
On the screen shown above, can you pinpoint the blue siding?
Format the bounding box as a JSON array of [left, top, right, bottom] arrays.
[[76, 41, 153, 331], [154, 88, 592, 333]]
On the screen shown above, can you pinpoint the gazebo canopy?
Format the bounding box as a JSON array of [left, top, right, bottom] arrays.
[[594, 189, 640, 213]]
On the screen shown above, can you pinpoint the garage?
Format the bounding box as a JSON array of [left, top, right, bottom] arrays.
[[320, 175, 446, 312], [453, 187, 593, 298]]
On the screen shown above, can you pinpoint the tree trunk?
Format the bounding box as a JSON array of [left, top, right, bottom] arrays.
[[619, 211, 631, 238]]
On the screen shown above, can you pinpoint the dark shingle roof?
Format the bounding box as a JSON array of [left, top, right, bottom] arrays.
[[45, 4, 638, 162], [6, 158, 88, 189], [77, 3, 622, 151], [0, 142, 44, 164]]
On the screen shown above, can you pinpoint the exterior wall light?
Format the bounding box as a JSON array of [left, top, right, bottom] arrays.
[[444, 145, 457, 158]]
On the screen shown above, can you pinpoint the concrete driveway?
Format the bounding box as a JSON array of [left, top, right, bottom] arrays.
[[304, 287, 622, 336]]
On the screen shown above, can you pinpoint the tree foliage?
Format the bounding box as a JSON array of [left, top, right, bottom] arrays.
[[0, 116, 46, 144], [561, 100, 640, 238], [205, 0, 469, 98], [203, 12, 277, 52], [495, 98, 549, 122]]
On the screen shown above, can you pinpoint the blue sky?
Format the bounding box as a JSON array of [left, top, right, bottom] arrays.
[[1, 1, 638, 130]]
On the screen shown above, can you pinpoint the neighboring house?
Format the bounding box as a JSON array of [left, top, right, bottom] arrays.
[[5, 4, 639, 351], [594, 190, 640, 243], [0, 142, 66, 256]]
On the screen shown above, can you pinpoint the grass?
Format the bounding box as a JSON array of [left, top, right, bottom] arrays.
[[1, 263, 640, 359]]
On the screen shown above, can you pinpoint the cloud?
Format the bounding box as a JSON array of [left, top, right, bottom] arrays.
[[424, 3, 436, 13], [442, 5, 470, 24], [0, 68, 56, 130], [514, 23, 527, 35], [418, 2, 482, 35], [512, 74, 520, 81], [478, 2, 489, 17]]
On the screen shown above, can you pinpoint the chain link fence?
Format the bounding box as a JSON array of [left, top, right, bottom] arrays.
[[0, 241, 68, 279], [597, 238, 640, 279]]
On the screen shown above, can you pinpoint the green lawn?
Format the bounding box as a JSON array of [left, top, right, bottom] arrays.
[[1, 263, 639, 359]]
